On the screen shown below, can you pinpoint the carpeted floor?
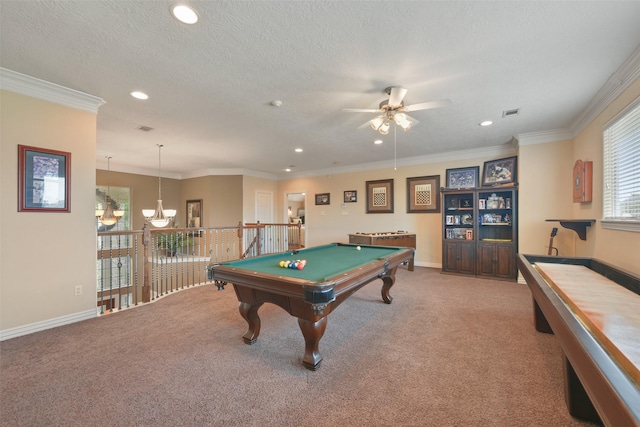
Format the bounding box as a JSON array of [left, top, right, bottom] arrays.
[[0, 267, 595, 426]]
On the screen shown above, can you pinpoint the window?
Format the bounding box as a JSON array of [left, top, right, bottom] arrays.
[[602, 97, 640, 232]]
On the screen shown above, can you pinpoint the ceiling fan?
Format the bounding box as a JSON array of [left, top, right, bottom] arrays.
[[343, 86, 451, 134]]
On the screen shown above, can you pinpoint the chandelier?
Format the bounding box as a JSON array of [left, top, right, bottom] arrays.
[[370, 103, 414, 135], [96, 156, 124, 226], [142, 144, 176, 228]]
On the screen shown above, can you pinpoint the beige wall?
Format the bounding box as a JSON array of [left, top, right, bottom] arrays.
[[181, 175, 243, 227], [571, 76, 640, 274], [518, 140, 574, 256], [1, 90, 98, 330]]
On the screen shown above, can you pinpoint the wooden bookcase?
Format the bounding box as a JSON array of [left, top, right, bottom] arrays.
[[442, 187, 518, 280]]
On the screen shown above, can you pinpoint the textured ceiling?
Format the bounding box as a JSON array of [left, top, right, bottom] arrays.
[[2, 1, 640, 178]]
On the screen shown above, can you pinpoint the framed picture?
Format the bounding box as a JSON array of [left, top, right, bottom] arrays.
[[407, 175, 440, 213], [366, 179, 394, 213], [186, 199, 202, 227], [446, 166, 479, 189], [343, 190, 357, 203], [459, 198, 473, 209], [446, 215, 454, 225], [315, 193, 330, 205], [18, 145, 71, 212], [482, 156, 517, 186]]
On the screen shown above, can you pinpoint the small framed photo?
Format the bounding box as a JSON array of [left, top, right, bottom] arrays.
[[18, 145, 71, 212], [407, 175, 440, 213], [315, 193, 330, 205], [446, 215, 454, 225], [344, 190, 357, 203], [459, 198, 473, 209], [186, 199, 202, 227], [446, 166, 479, 189], [478, 199, 486, 210], [482, 156, 517, 186], [454, 215, 461, 225], [366, 179, 394, 213], [465, 229, 474, 240]]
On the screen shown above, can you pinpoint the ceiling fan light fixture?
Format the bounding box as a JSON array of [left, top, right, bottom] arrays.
[[379, 122, 390, 135], [393, 112, 407, 125], [370, 115, 384, 131], [399, 118, 413, 131]]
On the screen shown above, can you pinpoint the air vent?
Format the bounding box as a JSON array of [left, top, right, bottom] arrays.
[[138, 125, 154, 132], [502, 109, 520, 118]]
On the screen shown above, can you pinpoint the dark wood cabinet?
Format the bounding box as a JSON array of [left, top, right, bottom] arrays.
[[442, 187, 518, 280]]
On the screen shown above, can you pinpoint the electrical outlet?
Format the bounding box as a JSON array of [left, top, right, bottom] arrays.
[[74, 285, 83, 296]]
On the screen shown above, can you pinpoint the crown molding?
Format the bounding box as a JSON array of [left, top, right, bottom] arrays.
[[96, 162, 277, 181], [516, 129, 573, 146], [0, 67, 105, 113], [570, 44, 640, 135], [279, 143, 517, 180]]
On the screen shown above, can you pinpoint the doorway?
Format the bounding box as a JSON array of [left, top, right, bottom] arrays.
[[286, 192, 306, 247]]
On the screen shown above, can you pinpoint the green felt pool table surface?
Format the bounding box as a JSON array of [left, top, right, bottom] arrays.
[[221, 243, 406, 282]]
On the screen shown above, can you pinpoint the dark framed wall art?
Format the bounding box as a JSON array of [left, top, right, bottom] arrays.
[[344, 190, 357, 203], [446, 166, 479, 189], [407, 175, 440, 213], [366, 179, 394, 213], [186, 199, 202, 227], [482, 156, 517, 186], [18, 145, 71, 212], [315, 193, 330, 205]]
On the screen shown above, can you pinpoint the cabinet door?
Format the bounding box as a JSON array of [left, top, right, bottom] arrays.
[[494, 244, 515, 279], [477, 243, 496, 277], [458, 243, 476, 275], [443, 241, 475, 275], [442, 241, 460, 273], [477, 243, 515, 279]]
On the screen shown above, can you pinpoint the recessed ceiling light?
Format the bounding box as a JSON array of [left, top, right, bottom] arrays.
[[171, 5, 198, 24], [374, 139, 383, 145], [285, 168, 292, 172], [295, 148, 303, 153], [130, 91, 148, 100], [480, 120, 493, 127]]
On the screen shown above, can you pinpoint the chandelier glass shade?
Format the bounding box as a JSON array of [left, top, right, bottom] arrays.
[[142, 144, 176, 228], [96, 156, 125, 226]]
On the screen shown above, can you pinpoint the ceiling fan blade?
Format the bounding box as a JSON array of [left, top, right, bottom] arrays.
[[405, 114, 420, 126], [388, 87, 408, 107], [404, 99, 452, 112], [358, 120, 372, 129], [342, 108, 380, 113]]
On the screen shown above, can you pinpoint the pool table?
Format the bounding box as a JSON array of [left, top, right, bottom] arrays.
[[210, 243, 414, 370]]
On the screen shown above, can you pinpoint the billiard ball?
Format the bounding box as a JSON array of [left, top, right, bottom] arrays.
[[356, 246, 361, 250]]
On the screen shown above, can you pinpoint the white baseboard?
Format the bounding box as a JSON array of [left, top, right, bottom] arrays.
[[414, 261, 442, 269], [0, 309, 97, 341]]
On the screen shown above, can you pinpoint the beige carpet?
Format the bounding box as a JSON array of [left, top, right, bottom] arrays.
[[0, 267, 594, 426]]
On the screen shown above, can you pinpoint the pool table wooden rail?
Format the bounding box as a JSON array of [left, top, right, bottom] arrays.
[[517, 254, 640, 427]]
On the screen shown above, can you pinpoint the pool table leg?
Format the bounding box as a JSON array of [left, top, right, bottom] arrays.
[[238, 301, 262, 344], [380, 267, 398, 304], [298, 316, 328, 370]]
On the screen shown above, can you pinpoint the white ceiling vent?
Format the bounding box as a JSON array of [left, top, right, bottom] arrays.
[[502, 109, 520, 118]]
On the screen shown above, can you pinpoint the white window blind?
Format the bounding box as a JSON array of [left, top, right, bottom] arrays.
[[603, 98, 640, 227]]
